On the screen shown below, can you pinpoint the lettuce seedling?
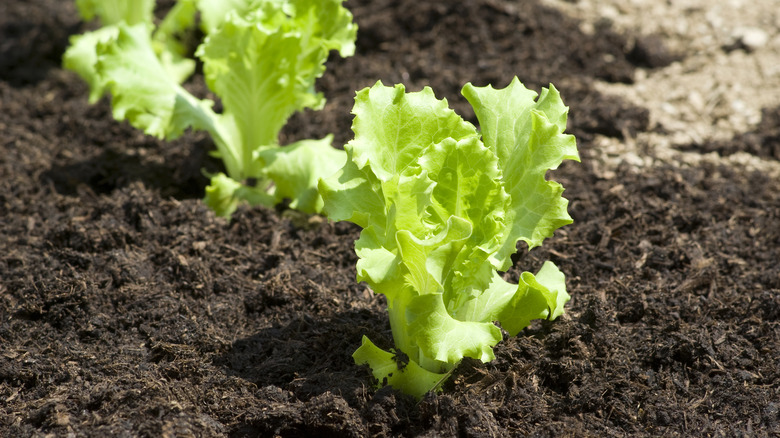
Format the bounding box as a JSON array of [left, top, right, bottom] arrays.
[[63, 0, 356, 218], [319, 78, 579, 399]]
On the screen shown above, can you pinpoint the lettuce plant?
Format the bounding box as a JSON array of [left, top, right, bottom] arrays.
[[319, 78, 579, 398], [63, 0, 356, 218]]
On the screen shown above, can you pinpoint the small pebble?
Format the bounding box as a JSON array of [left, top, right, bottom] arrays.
[[734, 27, 769, 51]]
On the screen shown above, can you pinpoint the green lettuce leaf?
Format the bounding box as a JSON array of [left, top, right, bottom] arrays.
[[196, 7, 329, 179], [75, 0, 154, 25], [353, 336, 448, 400], [256, 136, 346, 214], [318, 147, 384, 228], [203, 172, 276, 218], [320, 78, 578, 398], [195, 0, 356, 214], [196, 0, 261, 34], [152, 0, 198, 82], [462, 78, 579, 264], [63, 26, 121, 103], [93, 23, 221, 141], [64, 0, 357, 218], [347, 83, 477, 182]]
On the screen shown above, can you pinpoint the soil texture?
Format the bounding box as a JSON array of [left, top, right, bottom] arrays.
[[1, 0, 778, 436]]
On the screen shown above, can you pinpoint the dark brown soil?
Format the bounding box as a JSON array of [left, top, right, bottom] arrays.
[[2, 0, 778, 436]]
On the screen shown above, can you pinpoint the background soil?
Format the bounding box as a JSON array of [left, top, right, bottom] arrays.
[[1, 0, 778, 436]]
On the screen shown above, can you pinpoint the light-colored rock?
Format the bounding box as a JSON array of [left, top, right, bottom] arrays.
[[733, 26, 770, 51]]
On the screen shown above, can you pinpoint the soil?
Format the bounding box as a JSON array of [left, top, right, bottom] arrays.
[[1, 0, 778, 436]]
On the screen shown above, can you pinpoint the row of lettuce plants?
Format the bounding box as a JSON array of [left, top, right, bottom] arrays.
[[65, 0, 578, 399]]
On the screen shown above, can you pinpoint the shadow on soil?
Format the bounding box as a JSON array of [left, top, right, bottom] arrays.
[[215, 309, 406, 437], [42, 137, 218, 200], [217, 309, 381, 401]]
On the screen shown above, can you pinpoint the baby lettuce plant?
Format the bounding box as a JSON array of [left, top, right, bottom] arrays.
[[63, 0, 356, 218], [319, 78, 579, 399]]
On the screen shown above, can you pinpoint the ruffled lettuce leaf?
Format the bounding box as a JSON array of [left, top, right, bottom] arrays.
[[152, 0, 198, 81], [197, 0, 355, 215], [352, 336, 447, 400], [462, 79, 579, 264], [256, 136, 346, 214], [63, 26, 121, 102], [75, 0, 155, 25], [64, 0, 357, 218], [93, 22, 220, 141], [320, 78, 578, 398], [196, 2, 349, 178]]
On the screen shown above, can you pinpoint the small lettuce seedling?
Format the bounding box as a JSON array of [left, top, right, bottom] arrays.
[[64, 0, 356, 218], [319, 78, 579, 399]]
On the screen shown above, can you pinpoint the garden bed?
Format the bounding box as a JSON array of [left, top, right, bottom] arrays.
[[1, 0, 778, 436]]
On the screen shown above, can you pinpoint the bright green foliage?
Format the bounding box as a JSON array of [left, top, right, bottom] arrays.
[[320, 78, 579, 398], [63, 0, 356, 218], [75, 0, 155, 25]]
